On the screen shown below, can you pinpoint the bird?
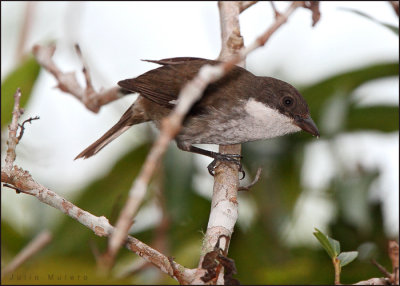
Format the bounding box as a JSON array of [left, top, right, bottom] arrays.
[[75, 57, 319, 177]]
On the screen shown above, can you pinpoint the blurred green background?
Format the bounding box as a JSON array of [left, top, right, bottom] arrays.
[[1, 2, 398, 285]]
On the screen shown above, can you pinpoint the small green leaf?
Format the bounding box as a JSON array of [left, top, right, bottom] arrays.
[[1, 56, 41, 127], [338, 251, 358, 267], [339, 7, 399, 35], [313, 228, 340, 258], [328, 236, 341, 256]]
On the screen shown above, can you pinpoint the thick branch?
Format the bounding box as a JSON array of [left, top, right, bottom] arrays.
[[197, 3, 303, 284], [1, 166, 194, 282], [353, 277, 390, 285], [32, 44, 121, 113], [1, 89, 199, 284], [197, 3, 244, 284]]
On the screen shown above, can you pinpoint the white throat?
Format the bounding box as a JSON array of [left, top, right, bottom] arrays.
[[243, 98, 301, 140]]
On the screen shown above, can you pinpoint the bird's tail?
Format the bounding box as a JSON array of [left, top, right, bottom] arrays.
[[75, 105, 146, 160]]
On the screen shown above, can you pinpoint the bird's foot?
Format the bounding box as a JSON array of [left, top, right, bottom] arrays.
[[207, 153, 245, 180]]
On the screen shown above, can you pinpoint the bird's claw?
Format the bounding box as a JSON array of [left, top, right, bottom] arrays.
[[207, 154, 245, 180]]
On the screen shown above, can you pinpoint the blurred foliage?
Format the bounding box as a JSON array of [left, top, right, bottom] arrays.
[[339, 7, 399, 35], [1, 56, 41, 128], [47, 143, 151, 258], [1, 55, 398, 284]]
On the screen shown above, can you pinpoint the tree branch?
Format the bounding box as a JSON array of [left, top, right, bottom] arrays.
[[32, 44, 122, 113], [197, 4, 244, 282], [302, 1, 321, 27], [196, 3, 303, 284], [270, 1, 281, 19], [1, 230, 52, 279], [353, 240, 398, 285], [16, 2, 36, 63], [238, 167, 263, 191], [17, 116, 40, 141], [4, 88, 23, 174], [239, 1, 257, 13], [353, 277, 390, 285], [106, 0, 304, 277], [388, 240, 399, 285], [389, 1, 399, 16], [17, 2, 319, 283], [0, 89, 198, 284], [1, 166, 196, 282]]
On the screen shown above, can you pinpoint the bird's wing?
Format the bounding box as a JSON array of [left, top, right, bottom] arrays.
[[118, 57, 219, 108], [141, 57, 209, 66]]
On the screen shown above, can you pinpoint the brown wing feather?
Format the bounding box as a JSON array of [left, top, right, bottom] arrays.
[[118, 58, 220, 108], [142, 57, 213, 66]]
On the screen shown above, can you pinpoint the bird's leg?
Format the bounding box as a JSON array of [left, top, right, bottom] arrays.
[[177, 143, 245, 179]]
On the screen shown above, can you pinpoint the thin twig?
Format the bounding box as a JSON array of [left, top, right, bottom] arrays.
[[388, 240, 399, 285], [117, 259, 152, 279], [270, 1, 281, 19], [389, 1, 399, 16], [1, 230, 52, 278], [4, 88, 23, 174], [74, 44, 96, 97], [168, 256, 188, 285], [3, 183, 28, 195], [32, 44, 122, 113], [17, 116, 40, 141], [371, 259, 391, 278], [15, 2, 36, 62], [302, 1, 321, 27], [238, 167, 262, 191], [353, 240, 399, 285], [333, 257, 341, 285], [88, 239, 102, 263]]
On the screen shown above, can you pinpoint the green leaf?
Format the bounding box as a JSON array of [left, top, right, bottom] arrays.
[[313, 228, 340, 258], [300, 62, 398, 124], [1, 56, 41, 127], [339, 7, 399, 35], [346, 105, 399, 132], [338, 251, 358, 267], [328, 236, 341, 256]]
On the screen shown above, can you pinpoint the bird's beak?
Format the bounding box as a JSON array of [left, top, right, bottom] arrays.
[[294, 116, 320, 138]]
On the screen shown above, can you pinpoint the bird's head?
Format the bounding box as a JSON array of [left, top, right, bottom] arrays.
[[253, 77, 320, 138]]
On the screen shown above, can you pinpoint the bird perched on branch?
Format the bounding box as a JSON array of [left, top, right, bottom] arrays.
[[75, 57, 319, 177]]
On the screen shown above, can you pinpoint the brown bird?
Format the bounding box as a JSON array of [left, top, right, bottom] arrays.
[[75, 57, 319, 176]]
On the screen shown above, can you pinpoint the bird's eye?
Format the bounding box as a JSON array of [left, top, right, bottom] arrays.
[[283, 97, 293, 106]]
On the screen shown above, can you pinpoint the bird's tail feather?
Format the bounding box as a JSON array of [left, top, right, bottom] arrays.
[[75, 106, 145, 160]]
